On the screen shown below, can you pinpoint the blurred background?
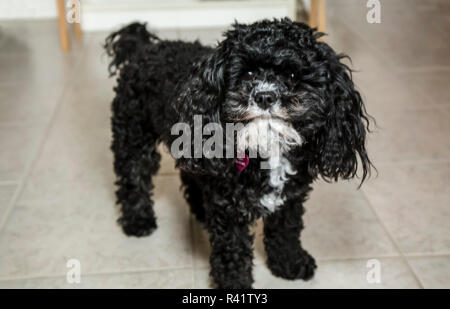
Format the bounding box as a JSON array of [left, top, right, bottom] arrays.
[[0, 0, 449, 288]]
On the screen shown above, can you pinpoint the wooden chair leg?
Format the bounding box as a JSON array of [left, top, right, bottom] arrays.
[[56, 0, 70, 51], [73, 22, 82, 40], [309, 0, 326, 34]]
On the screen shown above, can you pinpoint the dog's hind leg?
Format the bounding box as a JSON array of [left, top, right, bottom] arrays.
[[111, 104, 161, 237], [180, 171, 205, 223], [113, 139, 161, 237], [263, 199, 317, 280]]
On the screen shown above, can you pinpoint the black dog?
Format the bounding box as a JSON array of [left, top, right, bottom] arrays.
[[105, 19, 372, 289]]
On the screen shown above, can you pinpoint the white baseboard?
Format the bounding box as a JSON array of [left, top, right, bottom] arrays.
[[81, 0, 294, 31]]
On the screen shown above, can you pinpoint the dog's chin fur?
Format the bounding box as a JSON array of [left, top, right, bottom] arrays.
[[236, 116, 302, 212], [105, 19, 373, 289], [236, 116, 303, 159]]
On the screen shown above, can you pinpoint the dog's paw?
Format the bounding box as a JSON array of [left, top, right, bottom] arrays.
[[267, 249, 317, 281], [214, 278, 253, 289], [119, 216, 157, 237], [216, 283, 253, 289]]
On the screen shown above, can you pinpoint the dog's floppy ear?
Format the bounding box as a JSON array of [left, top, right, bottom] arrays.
[[169, 42, 231, 175], [309, 44, 373, 185]]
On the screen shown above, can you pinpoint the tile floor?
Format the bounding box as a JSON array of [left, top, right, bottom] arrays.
[[0, 0, 449, 288]]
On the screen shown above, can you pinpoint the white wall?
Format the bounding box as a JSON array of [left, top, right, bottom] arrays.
[[0, 0, 57, 19], [83, 1, 292, 30], [0, 0, 308, 30]]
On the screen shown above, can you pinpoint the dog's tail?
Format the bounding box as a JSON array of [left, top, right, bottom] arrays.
[[104, 22, 158, 76]]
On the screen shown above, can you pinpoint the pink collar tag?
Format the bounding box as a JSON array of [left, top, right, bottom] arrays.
[[235, 155, 249, 171]]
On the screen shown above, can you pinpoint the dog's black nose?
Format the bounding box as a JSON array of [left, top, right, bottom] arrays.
[[254, 91, 277, 109]]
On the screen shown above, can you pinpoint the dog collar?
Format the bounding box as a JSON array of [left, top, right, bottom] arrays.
[[235, 155, 249, 171]]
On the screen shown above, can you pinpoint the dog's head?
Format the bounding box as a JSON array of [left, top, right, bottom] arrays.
[[174, 18, 372, 182]]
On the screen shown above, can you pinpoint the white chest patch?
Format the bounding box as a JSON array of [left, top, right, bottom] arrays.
[[235, 117, 302, 213], [259, 156, 296, 212]]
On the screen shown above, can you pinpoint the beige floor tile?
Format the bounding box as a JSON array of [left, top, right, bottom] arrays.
[[367, 108, 450, 163], [331, 1, 450, 69], [254, 181, 398, 262], [0, 20, 84, 79], [28, 122, 114, 184], [325, 17, 387, 76], [158, 144, 178, 175], [153, 175, 189, 218], [194, 258, 420, 288], [28, 83, 114, 183], [73, 34, 113, 85], [29, 80, 177, 184], [301, 181, 398, 259], [399, 71, 450, 107], [17, 174, 186, 219], [0, 178, 193, 279], [0, 81, 64, 125], [363, 163, 450, 255], [408, 256, 450, 288], [0, 268, 194, 289], [56, 80, 114, 131], [178, 27, 226, 46], [0, 184, 17, 223], [0, 124, 45, 182], [0, 36, 80, 86], [194, 181, 397, 268], [0, 20, 82, 56], [355, 72, 436, 115]]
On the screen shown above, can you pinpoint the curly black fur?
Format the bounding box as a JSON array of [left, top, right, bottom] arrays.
[[105, 19, 373, 288]]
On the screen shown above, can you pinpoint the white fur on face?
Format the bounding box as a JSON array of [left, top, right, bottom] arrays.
[[236, 117, 302, 213], [236, 117, 302, 159], [229, 80, 305, 212]]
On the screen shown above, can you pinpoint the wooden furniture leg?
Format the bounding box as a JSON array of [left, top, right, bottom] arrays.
[[309, 0, 326, 34], [73, 22, 83, 40], [56, 0, 70, 51]]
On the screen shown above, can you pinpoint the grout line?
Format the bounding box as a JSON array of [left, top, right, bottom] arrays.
[[0, 46, 88, 233], [0, 181, 20, 186], [359, 189, 425, 288], [0, 121, 51, 129], [315, 254, 404, 263], [0, 265, 194, 283], [0, 109, 65, 231], [403, 253, 450, 258], [370, 158, 450, 166], [393, 66, 450, 73], [0, 253, 437, 284], [189, 254, 415, 268], [433, 104, 450, 110]]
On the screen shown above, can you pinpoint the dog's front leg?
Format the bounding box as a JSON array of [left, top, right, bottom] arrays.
[[206, 208, 254, 289], [263, 199, 316, 280]]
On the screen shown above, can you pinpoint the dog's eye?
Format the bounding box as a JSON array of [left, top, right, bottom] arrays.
[[289, 72, 295, 80], [243, 71, 254, 80]]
